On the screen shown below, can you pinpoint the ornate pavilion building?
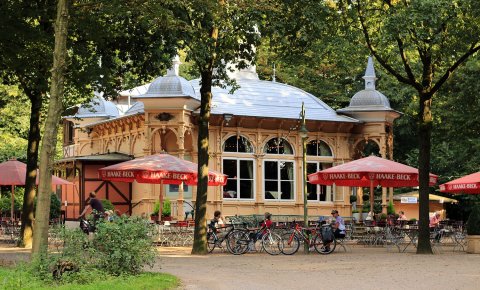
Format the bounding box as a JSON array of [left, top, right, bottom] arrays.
[[58, 56, 401, 220]]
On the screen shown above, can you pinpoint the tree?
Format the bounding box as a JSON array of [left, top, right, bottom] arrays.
[[341, 0, 480, 253], [160, 0, 263, 254], [0, 0, 178, 247]]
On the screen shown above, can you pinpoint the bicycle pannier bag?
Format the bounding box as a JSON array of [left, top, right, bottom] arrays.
[[321, 225, 334, 243]]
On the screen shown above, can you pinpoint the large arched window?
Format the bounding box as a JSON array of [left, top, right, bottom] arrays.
[[222, 135, 254, 200], [223, 135, 254, 153], [306, 140, 333, 202], [263, 138, 294, 201]]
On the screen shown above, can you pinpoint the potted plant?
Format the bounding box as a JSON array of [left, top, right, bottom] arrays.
[[361, 202, 370, 221], [387, 201, 395, 215], [349, 195, 357, 204], [352, 209, 361, 223], [466, 205, 480, 254], [162, 199, 172, 221], [150, 201, 160, 222]]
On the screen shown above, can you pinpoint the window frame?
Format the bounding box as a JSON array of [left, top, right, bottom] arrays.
[[263, 158, 296, 202], [221, 157, 256, 201]]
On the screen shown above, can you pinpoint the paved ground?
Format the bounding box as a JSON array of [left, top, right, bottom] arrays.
[[2, 243, 479, 290]]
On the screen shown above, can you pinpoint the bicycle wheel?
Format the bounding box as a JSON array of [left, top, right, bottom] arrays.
[[207, 232, 217, 253], [313, 234, 336, 254], [280, 231, 300, 255], [226, 229, 249, 255], [262, 232, 283, 255]]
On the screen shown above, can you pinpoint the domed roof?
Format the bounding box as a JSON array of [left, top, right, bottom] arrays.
[[136, 56, 197, 99], [189, 70, 357, 123], [339, 56, 394, 112], [74, 94, 119, 118], [125, 101, 144, 115]]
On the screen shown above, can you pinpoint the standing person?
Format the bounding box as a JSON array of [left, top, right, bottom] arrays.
[[322, 210, 346, 253]]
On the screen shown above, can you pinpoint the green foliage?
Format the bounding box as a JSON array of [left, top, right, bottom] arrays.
[[162, 199, 171, 217], [362, 194, 370, 202], [50, 194, 61, 220], [373, 202, 382, 214], [467, 205, 480, 235], [101, 199, 114, 211], [387, 201, 395, 215], [92, 216, 157, 275], [349, 195, 357, 203], [151, 201, 160, 217], [379, 213, 388, 221], [352, 209, 359, 214]]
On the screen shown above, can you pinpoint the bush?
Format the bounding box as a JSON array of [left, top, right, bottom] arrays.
[[362, 194, 370, 202], [152, 200, 160, 216], [349, 195, 357, 203], [387, 201, 395, 215], [162, 199, 171, 217], [101, 199, 115, 211], [373, 202, 382, 214], [50, 194, 61, 220], [93, 216, 157, 275], [467, 205, 480, 235]]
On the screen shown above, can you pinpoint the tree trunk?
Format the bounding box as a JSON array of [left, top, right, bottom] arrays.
[[32, 0, 69, 256], [192, 70, 213, 255], [416, 93, 433, 254], [19, 94, 42, 248]]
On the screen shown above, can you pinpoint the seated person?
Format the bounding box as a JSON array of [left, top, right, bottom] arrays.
[[209, 210, 226, 233], [322, 210, 346, 253], [429, 212, 442, 242], [398, 211, 408, 221]]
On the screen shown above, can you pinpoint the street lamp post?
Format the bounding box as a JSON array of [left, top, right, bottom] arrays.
[[298, 102, 309, 253]]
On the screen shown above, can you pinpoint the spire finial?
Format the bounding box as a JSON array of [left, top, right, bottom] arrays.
[[272, 63, 276, 82], [166, 55, 181, 76], [363, 56, 377, 90]]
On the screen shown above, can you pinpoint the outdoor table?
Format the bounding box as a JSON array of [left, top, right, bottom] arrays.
[[400, 227, 418, 252]]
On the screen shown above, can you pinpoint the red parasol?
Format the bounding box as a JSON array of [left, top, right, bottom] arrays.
[[98, 153, 227, 219], [0, 159, 72, 220], [308, 156, 438, 212], [439, 172, 480, 194]]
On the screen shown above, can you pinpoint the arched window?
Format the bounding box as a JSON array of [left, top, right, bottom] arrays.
[[263, 138, 293, 154], [306, 140, 333, 156], [223, 135, 254, 153]]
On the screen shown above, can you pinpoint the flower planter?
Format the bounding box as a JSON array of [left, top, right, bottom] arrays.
[[467, 235, 480, 254]]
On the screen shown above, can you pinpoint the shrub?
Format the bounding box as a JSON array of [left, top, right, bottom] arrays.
[[349, 195, 357, 203], [50, 193, 61, 220], [373, 202, 382, 214], [152, 200, 160, 216], [101, 199, 115, 211], [467, 205, 480, 235], [93, 216, 157, 275], [379, 213, 388, 221], [162, 199, 171, 217], [387, 201, 395, 215], [352, 209, 359, 214], [362, 194, 370, 202]]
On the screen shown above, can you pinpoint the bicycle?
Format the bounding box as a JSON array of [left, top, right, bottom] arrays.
[[207, 223, 238, 253], [226, 224, 283, 255], [280, 223, 336, 255]]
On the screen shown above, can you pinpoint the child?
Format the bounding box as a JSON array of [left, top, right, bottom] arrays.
[[209, 210, 226, 233]]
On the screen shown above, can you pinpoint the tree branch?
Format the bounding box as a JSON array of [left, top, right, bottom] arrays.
[[395, 36, 422, 90]]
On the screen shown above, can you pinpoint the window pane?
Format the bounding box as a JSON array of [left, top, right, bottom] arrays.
[[278, 138, 293, 154], [223, 179, 238, 198], [239, 160, 254, 179], [223, 159, 237, 178], [280, 161, 294, 180], [318, 141, 332, 156], [319, 185, 327, 201], [280, 181, 294, 200], [264, 161, 278, 179], [223, 136, 237, 152], [264, 138, 279, 154], [306, 140, 317, 156], [238, 136, 253, 153], [264, 181, 278, 199], [307, 182, 318, 201], [169, 184, 189, 192], [239, 180, 253, 199], [307, 162, 317, 175]]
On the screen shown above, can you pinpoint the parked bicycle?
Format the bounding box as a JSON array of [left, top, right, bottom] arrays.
[[280, 223, 336, 255], [226, 224, 283, 255], [207, 223, 239, 253]]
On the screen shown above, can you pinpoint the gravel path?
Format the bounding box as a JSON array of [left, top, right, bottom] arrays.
[[2, 243, 479, 290]]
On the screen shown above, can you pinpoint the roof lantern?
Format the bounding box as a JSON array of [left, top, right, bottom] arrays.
[[137, 55, 197, 99]]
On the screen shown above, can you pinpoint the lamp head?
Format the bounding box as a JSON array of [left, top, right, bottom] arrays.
[[223, 113, 233, 125], [298, 123, 308, 139]]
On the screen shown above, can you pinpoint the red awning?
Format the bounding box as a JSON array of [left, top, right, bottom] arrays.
[[308, 156, 437, 187], [439, 172, 480, 194], [98, 153, 227, 186]]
